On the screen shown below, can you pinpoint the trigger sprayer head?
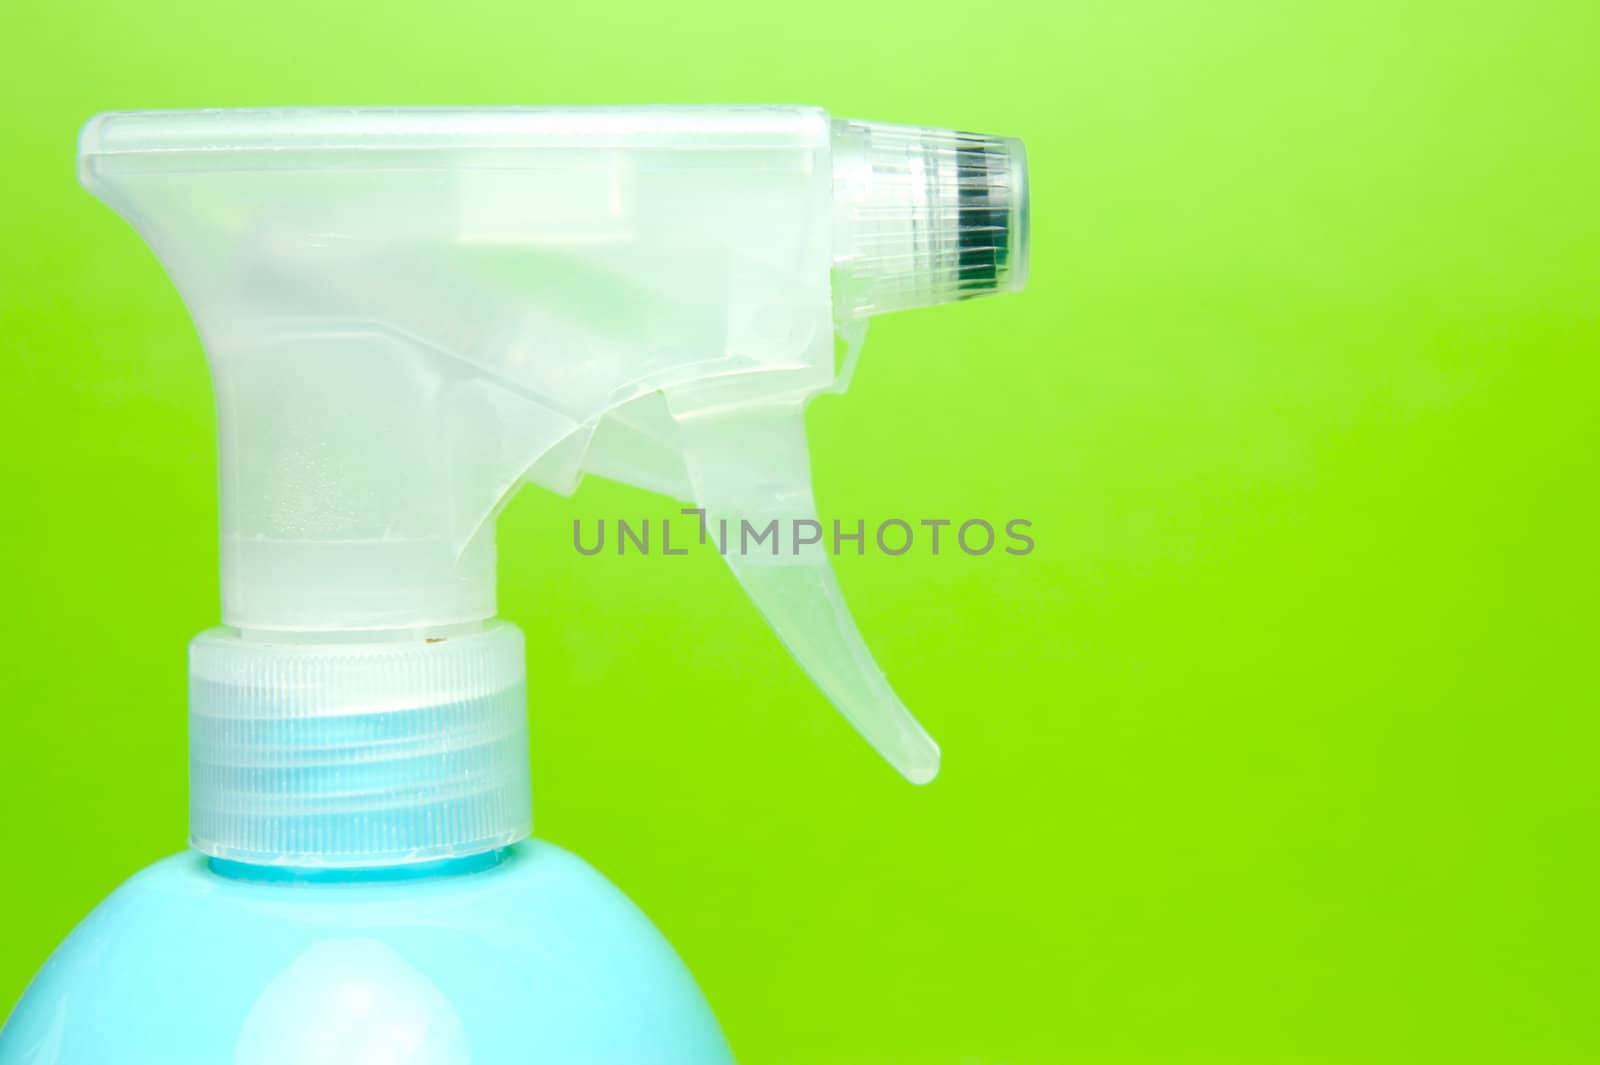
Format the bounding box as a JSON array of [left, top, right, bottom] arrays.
[[79, 107, 1028, 866]]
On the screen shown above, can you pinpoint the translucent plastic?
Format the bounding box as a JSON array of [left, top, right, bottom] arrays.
[[832, 119, 1030, 317], [189, 623, 530, 867], [78, 107, 1030, 788]]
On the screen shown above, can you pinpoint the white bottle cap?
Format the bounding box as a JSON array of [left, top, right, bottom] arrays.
[[189, 623, 531, 868]]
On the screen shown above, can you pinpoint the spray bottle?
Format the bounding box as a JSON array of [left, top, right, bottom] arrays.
[[0, 106, 1028, 1064]]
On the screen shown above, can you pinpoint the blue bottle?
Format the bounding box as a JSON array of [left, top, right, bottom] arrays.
[[2, 107, 1029, 1062], [0, 844, 729, 1063]]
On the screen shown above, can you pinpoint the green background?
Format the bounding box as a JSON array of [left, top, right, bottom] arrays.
[[2, 0, 1596, 1061]]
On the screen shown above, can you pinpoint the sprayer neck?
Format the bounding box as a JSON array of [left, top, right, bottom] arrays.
[[207, 849, 510, 883], [188, 622, 531, 870]]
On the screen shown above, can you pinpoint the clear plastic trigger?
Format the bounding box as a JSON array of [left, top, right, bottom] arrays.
[[665, 394, 940, 784], [829, 317, 868, 395]]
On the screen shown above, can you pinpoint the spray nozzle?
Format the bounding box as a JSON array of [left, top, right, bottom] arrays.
[[832, 119, 1029, 317], [80, 107, 1028, 862]]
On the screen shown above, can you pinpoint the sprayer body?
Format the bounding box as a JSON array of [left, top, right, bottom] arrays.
[[0, 842, 731, 1065], [78, 107, 1028, 784]]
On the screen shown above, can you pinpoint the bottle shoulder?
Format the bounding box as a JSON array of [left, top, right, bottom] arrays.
[[1, 842, 732, 1065], [55, 840, 668, 970], [109, 839, 607, 913]]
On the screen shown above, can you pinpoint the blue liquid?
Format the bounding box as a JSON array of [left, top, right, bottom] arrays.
[[0, 841, 733, 1064]]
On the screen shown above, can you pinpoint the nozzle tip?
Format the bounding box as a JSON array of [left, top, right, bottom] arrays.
[[831, 120, 1030, 317], [956, 134, 1029, 301]]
